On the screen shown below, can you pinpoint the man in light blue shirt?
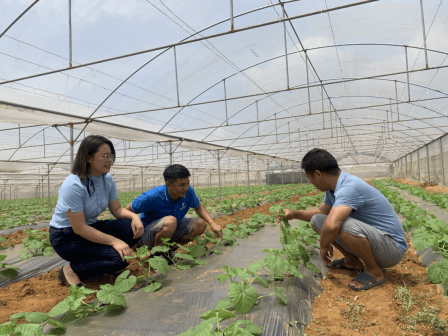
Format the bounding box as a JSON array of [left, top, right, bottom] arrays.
[[126, 164, 222, 263], [283, 149, 407, 291]]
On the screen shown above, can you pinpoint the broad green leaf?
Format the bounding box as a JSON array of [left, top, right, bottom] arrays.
[[412, 235, 432, 251], [247, 260, 264, 273], [274, 287, 288, 305], [0, 255, 6, 262], [9, 312, 26, 320], [223, 323, 253, 336], [264, 254, 288, 277], [189, 245, 206, 258], [212, 248, 223, 255], [25, 312, 49, 324], [19, 252, 33, 260], [47, 318, 67, 331], [228, 282, 258, 314], [247, 271, 269, 288], [217, 274, 231, 283], [193, 259, 208, 265], [428, 260, 448, 284], [176, 262, 192, 270], [200, 308, 235, 321], [15, 323, 44, 336], [114, 270, 137, 293], [49, 299, 72, 317], [148, 256, 170, 275], [97, 284, 127, 306], [214, 298, 233, 310], [0, 268, 18, 278], [151, 246, 170, 254], [136, 245, 150, 258], [288, 267, 304, 279], [144, 282, 162, 292], [43, 246, 55, 256], [0, 321, 16, 334], [236, 268, 249, 283], [68, 284, 96, 300], [233, 320, 263, 335], [175, 252, 196, 262], [306, 262, 321, 274]]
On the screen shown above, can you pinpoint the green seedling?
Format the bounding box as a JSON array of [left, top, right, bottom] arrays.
[[1, 271, 136, 335], [216, 262, 287, 314], [19, 229, 54, 260], [0, 255, 19, 278], [124, 245, 169, 292]]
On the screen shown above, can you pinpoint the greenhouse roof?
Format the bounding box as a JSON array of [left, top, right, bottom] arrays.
[[1, 0, 448, 188]]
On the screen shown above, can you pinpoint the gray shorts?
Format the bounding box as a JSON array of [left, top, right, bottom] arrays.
[[311, 214, 406, 268], [138, 216, 195, 249]]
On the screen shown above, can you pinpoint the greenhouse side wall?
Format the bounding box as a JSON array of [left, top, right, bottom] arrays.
[[393, 134, 448, 186]]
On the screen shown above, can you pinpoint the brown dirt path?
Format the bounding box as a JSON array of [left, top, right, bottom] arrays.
[[304, 236, 448, 336]]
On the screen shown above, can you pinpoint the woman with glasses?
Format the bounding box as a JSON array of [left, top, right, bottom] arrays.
[[49, 135, 144, 287]]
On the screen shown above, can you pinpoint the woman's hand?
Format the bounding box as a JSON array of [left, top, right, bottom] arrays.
[[131, 215, 144, 239], [111, 240, 132, 262]]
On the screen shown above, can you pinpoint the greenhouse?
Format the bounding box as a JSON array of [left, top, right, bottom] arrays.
[[1, 0, 448, 335]]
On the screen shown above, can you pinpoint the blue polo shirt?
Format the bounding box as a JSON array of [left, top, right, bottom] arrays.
[[323, 171, 408, 252], [131, 185, 200, 227]]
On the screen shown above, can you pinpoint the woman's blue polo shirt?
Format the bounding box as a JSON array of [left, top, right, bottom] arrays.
[[131, 185, 200, 227]]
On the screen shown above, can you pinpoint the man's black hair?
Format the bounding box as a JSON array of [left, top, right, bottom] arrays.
[[163, 164, 191, 184], [301, 148, 340, 175]]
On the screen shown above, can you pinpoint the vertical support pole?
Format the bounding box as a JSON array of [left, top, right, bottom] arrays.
[[292, 163, 294, 184], [217, 151, 222, 200], [419, 0, 429, 69], [247, 155, 250, 196], [173, 47, 180, 106], [440, 138, 446, 186], [426, 145, 431, 182], [209, 170, 211, 188], [141, 167, 144, 193], [223, 79, 228, 126], [417, 149, 422, 182], [230, 0, 234, 31], [43, 129, 46, 158], [281, 2, 290, 89], [47, 164, 51, 206], [256, 101, 260, 137], [322, 85, 325, 128], [169, 140, 173, 165], [405, 47, 411, 102], [275, 113, 278, 143], [395, 80, 400, 122], [68, 0, 72, 67], [18, 124, 21, 146], [41, 176, 44, 200], [405, 155, 408, 179], [267, 160, 270, 192], [281, 161, 284, 189], [389, 98, 394, 132], [306, 51, 311, 114], [69, 123, 74, 171]]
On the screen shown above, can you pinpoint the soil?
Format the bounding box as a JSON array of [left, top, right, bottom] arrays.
[[1, 188, 448, 335], [1, 228, 49, 248], [304, 237, 448, 336], [394, 178, 448, 194]]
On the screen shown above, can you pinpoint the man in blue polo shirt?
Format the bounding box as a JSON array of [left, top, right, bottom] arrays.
[[126, 164, 222, 263], [282, 149, 407, 291]]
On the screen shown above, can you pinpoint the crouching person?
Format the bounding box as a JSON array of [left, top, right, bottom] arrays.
[[283, 148, 408, 291], [126, 164, 222, 264]]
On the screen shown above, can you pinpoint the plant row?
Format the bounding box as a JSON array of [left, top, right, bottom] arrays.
[[0, 189, 324, 336], [372, 180, 448, 296]]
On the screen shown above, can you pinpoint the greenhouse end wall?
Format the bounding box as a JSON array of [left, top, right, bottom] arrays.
[[394, 135, 448, 186]]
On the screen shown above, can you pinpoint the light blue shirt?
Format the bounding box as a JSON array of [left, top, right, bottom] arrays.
[[50, 173, 118, 228], [131, 185, 200, 227], [323, 171, 408, 252]]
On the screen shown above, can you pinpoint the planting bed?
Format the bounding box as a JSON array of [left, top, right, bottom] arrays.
[[1, 181, 448, 335]]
